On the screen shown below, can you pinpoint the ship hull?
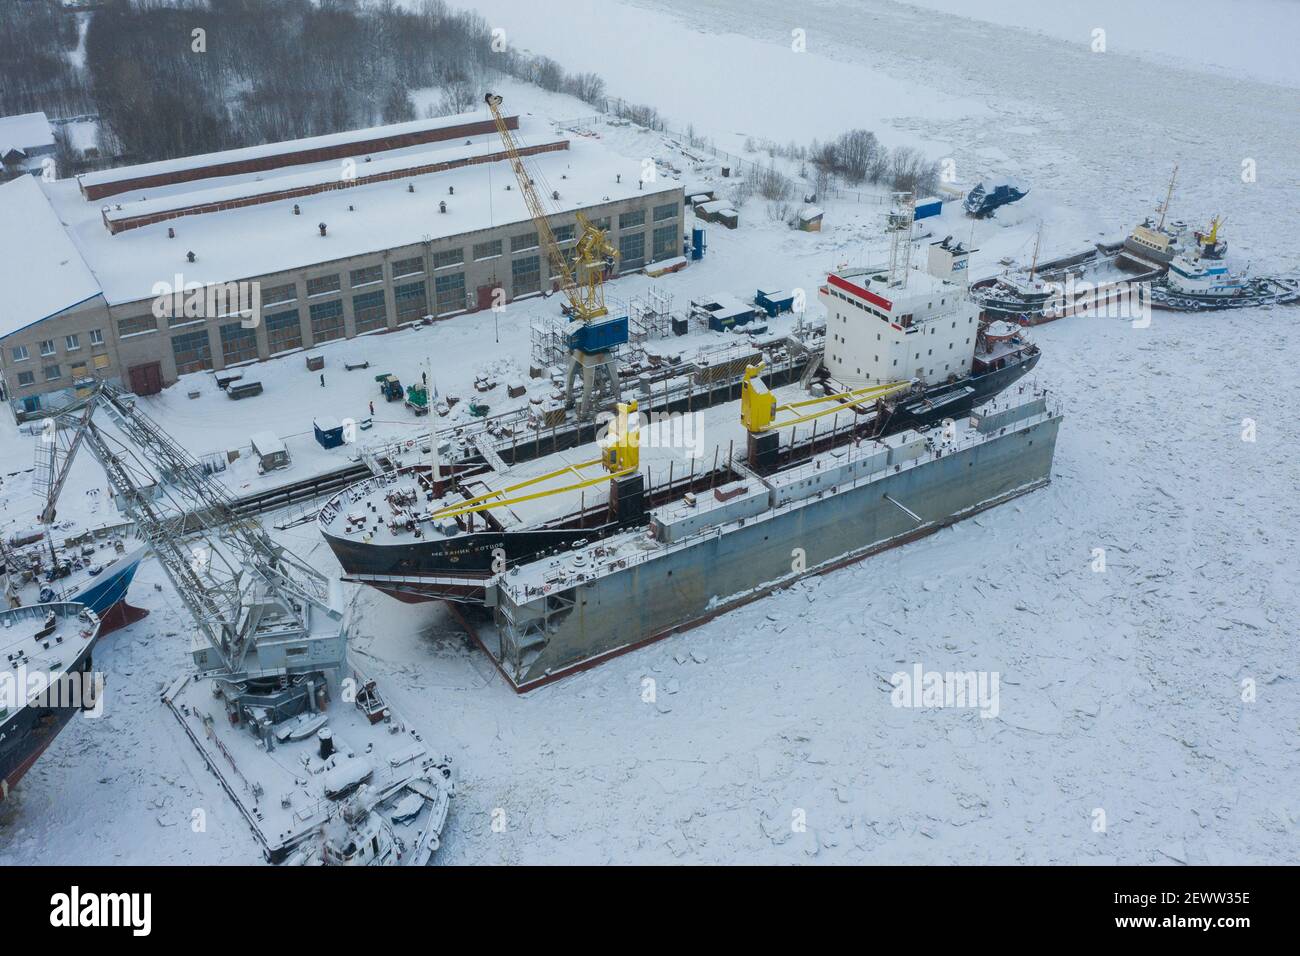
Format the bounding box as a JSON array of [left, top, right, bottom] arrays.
[[324, 351, 1040, 603], [0, 612, 99, 801]]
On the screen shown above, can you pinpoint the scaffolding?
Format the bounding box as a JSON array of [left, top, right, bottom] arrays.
[[627, 286, 674, 341]]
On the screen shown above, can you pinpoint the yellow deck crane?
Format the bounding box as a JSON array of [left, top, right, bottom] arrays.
[[741, 364, 914, 433], [484, 92, 626, 418], [426, 400, 641, 523], [741, 363, 913, 471]]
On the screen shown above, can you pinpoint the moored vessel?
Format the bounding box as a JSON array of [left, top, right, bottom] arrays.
[[0, 602, 102, 799]]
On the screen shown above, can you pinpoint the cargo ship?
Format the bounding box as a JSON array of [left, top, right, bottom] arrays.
[[320, 239, 1053, 641], [0, 602, 102, 799], [2, 527, 147, 633]]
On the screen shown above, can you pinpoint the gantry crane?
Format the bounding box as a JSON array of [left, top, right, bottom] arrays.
[[484, 92, 625, 418], [35, 384, 346, 708]]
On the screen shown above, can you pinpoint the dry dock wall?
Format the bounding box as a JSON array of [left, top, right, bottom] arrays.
[[492, 409, 1062, 689]]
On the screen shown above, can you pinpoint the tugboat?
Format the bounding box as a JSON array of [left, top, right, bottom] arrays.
[[1151, 217, 1300, 311], [0, 602, 102, 799], [1119, 164, 1190, 271]]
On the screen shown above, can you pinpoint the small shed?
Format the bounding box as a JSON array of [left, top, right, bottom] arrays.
[[796, 206, 824, 232], [313, 417, 345, 449], [250, 431, 290, 472], [755, 289, 795, 317], [696, 199, 726, 222], [227, 379, 263, 400], [713, 206, 739, 230], [304, 352, 324, 372]]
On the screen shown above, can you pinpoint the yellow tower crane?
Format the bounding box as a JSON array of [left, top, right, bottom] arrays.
[[483, 93, 626, 418]]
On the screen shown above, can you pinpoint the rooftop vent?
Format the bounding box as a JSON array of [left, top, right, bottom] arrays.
[[167, 227, 175, 239], [293, 203, 300, 215], [439, 201, 446, 214], [186, 250, 196, 262], [319, 222, 327, 237], [407, 183, 415, 193]]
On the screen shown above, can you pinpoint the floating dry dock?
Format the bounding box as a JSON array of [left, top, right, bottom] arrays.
[[461, 386, 1060, 691]]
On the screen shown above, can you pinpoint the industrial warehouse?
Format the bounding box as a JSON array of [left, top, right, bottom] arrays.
[[0, 108, 684, 418]]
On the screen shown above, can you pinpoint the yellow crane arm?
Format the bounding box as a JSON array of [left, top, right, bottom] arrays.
[[430, 461, 632, 521], [741, 363, 913, 433], [484, 92, 612, 322]]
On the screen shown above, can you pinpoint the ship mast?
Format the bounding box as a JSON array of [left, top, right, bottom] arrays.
[[1157, 163, 1178, 230], [1028, 228, 1041, 282]]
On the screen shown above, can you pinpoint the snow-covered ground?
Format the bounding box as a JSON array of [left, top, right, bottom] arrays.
[[1, 3, 1297, 864]]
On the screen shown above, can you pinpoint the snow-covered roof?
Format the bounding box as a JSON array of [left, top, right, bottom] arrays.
[[0, 175, 102, 339], [0, 111, 54, 155], [78, 110, 502, 191], [39, 117, 681, 308], [101, 134, 569, 230]]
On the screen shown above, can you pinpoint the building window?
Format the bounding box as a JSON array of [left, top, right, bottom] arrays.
[[553, 224, 575, 243], [262, 283, 296, 306], [349, 264, 383, 287], [306, 274, 341, 297], [394, 281, 427, 322], [40, 339, 55, 356], [653, 202, 679, 222], [117, 315, 157, 337], [591, 216, 611, 231], [64, 334, 80, 351], [652, 224, 677, 260], [309, 300, 345, 343], [512, 255, 541, 296], [352, 290, 388, 334], [392, 256, 423, 278], [70, 361, 88, 379], [432, 248, 464, 270], [17, 370, 35, 387], [619, 209, 645, 230], [618, 231, 645, 270], [511, 232, 538, 253], [171, 330, 212, 375], [219, 322, 259, 365], [88, 329, 104, 346], [92, 353, 110, 370], [265, 310, 302, 354], [473, 239, 502, 261], [168, 311, 203, 329], [434, 272, 466, 316], [10, 345, 28, 361]]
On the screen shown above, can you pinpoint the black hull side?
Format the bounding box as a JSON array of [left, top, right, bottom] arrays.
[[0, 642, 96, 799]]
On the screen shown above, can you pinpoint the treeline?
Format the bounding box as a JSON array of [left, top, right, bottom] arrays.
[[0, 0, 92, 118], [83, 0, 501, 163], [746, 128, 941, 197]]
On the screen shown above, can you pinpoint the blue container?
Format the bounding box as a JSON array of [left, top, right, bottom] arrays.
[[314, 418, 345, 449], [691, 226, 706, 261], [755, 288, 795, 317], [568, 315, 629, 353], [914, 197, 943, 221]]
